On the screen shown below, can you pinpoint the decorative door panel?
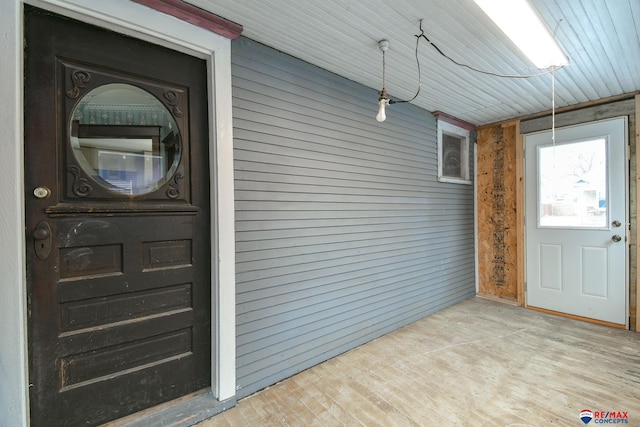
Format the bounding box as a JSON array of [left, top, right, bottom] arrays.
[[61, 61, 190, 201]]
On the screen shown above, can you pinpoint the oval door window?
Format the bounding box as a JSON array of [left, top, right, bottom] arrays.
[[69, 83, 181, 195]]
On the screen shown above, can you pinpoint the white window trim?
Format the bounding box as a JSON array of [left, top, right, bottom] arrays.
[[437, 120, 472, 185]]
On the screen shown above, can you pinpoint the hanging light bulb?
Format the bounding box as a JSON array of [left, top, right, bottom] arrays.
[[376, 99, 389, 122], [376, 89, 390, 122], [374, 24, 423, 122], [376, 40, 390, 122]]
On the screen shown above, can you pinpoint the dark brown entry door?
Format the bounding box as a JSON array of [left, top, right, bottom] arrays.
[[24, 6, 211, 426]]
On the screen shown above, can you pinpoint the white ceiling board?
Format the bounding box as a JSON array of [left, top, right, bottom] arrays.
[[191, 0, 640, 125]]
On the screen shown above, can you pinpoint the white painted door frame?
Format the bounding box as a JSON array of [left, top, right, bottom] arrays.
[[0, 0, 237, 425]]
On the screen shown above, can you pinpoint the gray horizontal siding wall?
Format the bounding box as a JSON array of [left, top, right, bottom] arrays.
[[232, 36, 475, 399]]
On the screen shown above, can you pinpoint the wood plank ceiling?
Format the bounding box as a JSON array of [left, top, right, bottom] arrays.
[[189, 0, 640, 126]]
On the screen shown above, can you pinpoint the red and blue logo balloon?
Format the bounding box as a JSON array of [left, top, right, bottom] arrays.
[[580, 409, 593, 425]]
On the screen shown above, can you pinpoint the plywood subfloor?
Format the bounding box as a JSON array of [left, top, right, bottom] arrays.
[[197, 297, 640, 426]]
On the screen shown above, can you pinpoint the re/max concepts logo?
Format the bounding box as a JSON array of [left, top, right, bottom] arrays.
[[580, 409, 629, 424]]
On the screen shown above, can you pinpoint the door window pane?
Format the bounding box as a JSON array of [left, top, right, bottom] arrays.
[[538, 138, 607, 228], [70, 83, 181, 195]]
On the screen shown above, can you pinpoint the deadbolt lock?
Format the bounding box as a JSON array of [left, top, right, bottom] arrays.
[[33, 186, 51, 199], [612, 220, 622, 228]]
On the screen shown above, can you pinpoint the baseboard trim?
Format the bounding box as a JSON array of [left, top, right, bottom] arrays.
[[527, 305, 626, 329]]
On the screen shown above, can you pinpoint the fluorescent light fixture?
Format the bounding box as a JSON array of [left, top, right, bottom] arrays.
[[473, 0, 568, 69]]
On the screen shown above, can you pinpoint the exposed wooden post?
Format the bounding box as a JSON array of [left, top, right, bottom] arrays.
[[514, 120, 525, 306], [477, 122, 519, 303], [636, 94, 640, 332]]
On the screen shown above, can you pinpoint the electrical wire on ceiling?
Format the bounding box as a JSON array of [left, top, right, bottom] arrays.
[[396, 20, 564, 102], [377, 19, 565, 122], [419, 25, 566, 78]]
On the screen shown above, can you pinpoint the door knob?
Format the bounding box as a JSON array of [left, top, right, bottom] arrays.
[[34, 221, 52, 259], [34, 228, 50, 240], [612, 235, 622, 242]]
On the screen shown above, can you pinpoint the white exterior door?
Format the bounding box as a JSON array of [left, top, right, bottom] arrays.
[[525, 117, 627, 325]]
